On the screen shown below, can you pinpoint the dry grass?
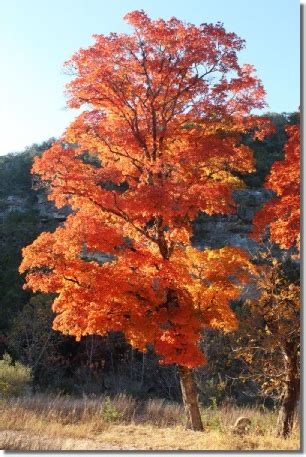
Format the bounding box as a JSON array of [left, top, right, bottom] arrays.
[[0, 394, 300, 451]]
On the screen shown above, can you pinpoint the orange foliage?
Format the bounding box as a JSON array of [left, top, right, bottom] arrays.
[[252, 124, 300, 252], [20, 11, 267, 368]]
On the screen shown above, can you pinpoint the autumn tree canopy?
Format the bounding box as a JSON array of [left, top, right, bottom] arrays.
[[252, 123, 300, 253], [20, 10, 267, 369]]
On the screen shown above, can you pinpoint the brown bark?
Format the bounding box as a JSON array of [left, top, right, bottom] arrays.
[[157, 229, 203, 432], [276, 342, 300, 438], [178, 365, 204, 431]]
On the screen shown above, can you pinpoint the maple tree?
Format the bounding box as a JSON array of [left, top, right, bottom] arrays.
[[252, 123, 300, 253], [20, 11, 268, 430]]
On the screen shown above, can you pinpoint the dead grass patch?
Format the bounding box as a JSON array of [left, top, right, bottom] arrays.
[[0, 394, 300, 451]]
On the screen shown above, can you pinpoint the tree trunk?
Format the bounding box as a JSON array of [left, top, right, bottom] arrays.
[[178, 365, 204, 431], [276, 342, 300, 438]]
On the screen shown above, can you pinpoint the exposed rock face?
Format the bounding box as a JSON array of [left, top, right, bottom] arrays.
[[0, 196, 28, 215], [0, 191, 69, 226], [1, 186, 273, 254], [192, 188, 273, 255], [33, 192, 69, 224]]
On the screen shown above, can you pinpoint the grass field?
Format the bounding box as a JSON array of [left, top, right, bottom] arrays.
[[0, 394, 300, 451]]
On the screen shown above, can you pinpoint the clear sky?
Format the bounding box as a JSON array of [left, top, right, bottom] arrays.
[[0, 0, 299, 155]]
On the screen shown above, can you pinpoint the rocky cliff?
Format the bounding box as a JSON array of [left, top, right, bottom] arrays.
[[1, 182, 272, 255], [193, 188, 273, 254]]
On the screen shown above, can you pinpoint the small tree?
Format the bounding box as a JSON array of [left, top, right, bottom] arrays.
[[232, 254, 299, 435], [20, 11, 267, 430], [252, 124, 300, 437]]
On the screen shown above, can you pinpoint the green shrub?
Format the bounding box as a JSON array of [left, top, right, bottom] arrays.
[[0, 353, 32, 397], [102, 397, 123, 422]]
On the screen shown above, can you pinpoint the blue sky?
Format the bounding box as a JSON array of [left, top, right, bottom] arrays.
[[0, 0, 299, 155]]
